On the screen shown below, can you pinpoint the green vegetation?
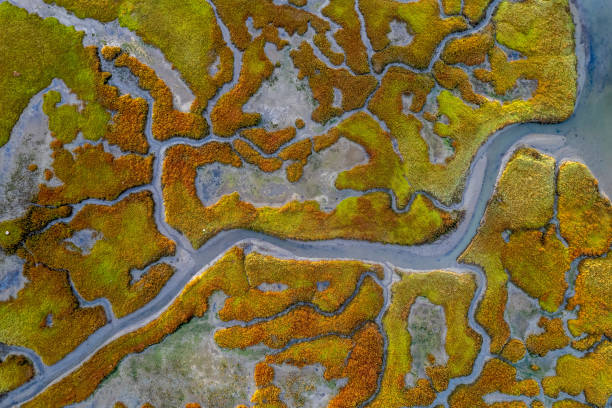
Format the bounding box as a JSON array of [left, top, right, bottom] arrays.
[[26, 191, 176, 318], [459, 148, 556, 353], [42, 90, 109, 143], [448, 358, 539, 407], [566, 255, 612, 340], [543, 341, 612, 407], [36, 143, 153, 206], [463, 0, 494, 24], [0, 2, 102, 147], [557, 162, 612, 257], [0, 354, 35, 394], [23, 248, 247, 408], [361, 0, 576, 206], [162, 142, 458, 249], [501, 226, 570, 313], [461, 146, 612, 356], [0, 206, 71, 253], [117, 0, 234, 113], [371, 270, 481, 407], [359, 0, 467, 71], [0, 0, 601, 406], [46, 0, 233, 114], [334, 113, 413, 209]]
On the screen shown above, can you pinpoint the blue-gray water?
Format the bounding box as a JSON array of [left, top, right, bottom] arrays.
[[0, 0, 610, 406]]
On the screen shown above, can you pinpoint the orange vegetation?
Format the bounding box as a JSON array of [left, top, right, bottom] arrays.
[[23, 248, 248, 407], [313, 128, 340, 152], [441, 26, 494, 66], [87, 46, 150, 154], [100, 45, 121, 61], [500, 338, 526, 363], [214, 276, 383, 349], [162, 142, 458, 249], [22, 248, 381, 408], [241, 127, 296, 154], [526, 318, 570, 356], [542, 341, 612, 407], [321, 0, 370, 74], [105, 94, 149, 154], [115, 53, 207, 140], [278, 138, 312, 182], [290, 42, 377, 123], [211, 0, 336, 54], [260, 323, 384, 408], [210, 250, 385, 407], [433, 61, 487, 106], [211, 27, 287, 136], [254, 362, 275, 387]]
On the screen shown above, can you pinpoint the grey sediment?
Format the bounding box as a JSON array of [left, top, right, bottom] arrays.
[[1, 0, 610, 406]]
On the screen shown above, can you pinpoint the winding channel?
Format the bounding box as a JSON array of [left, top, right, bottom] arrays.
[[1, 0, 610, 406]]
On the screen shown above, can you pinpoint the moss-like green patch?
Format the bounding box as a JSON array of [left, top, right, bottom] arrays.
[[0, 206, 71, 253], [0, 3, 102, 147], [566, 255, 612, 340], [26, 191, 176, 318], [0, 354, 35, 394], [0, 260, 107, 365], [42, 90, 109, 143], [542, 341, 612, 407], [36, 143, 152, 206], [459, 148, 556, 353]]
